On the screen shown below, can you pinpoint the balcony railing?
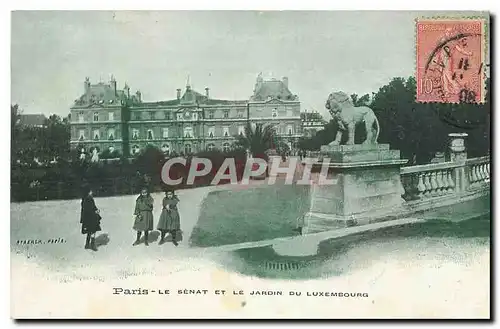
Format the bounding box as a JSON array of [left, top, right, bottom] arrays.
[[466, 156, 491, 187], [400, 156, 490, 201]]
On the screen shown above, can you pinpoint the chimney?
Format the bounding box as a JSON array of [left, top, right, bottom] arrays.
[[110, 75, 117, 95], [176, 88, 181, 100], [84, 77, 90, 93], [282, 76, 289, 88], [136, 90, 142, 103], [205, 87, 210, 98], [124, 83, 130, 98]]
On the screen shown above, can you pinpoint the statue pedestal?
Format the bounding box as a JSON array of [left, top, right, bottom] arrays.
[[307, 144, 408, 230]]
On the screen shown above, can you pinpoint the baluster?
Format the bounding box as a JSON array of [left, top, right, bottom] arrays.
[[476, 164, 483, 182], [439, 170, 448, 195], [447, 169, 453, 191], [475, 165, 481, 183], [438, 170, 447, 195], [481, 164, 487, 181], [423, 172, 432, 197], [470, 165, 478, 185], [430, 172, 439, 196], [434, 171, 443, 195], [486, 163, 490, 180], [446, 169, 455, 193], [417, 173, 426, 199]]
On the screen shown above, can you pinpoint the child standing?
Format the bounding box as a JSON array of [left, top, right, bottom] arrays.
[[157, 189, 181, 246], [132, 187, 154, 246]]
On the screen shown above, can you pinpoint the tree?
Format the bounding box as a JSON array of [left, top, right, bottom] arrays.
[[11, 104, 21, 165], [350, 93, 371, 107], [235, 123, 275, 159], [134, 145, 166, 187], [371, 76, 489, 164], [44, 114, 70, 161]]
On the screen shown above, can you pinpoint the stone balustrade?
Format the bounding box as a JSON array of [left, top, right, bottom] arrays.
[[400, 156, 490, 202], [466, 156, 491, 187]]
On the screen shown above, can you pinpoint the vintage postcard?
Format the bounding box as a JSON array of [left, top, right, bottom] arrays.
[[10, 11, 491, 319]]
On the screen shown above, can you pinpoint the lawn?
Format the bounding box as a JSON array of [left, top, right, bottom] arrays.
[[189, 184, 311, 247]]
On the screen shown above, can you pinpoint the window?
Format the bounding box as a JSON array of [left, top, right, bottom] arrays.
[[149, 111, 155, 120], [161, 144, 170, 154], [207, 143, 215, 151], [177, 113, 183, 121], [272, 108, 278, 118], [287, 125, 293, 135], [134, 112, 141, 121], [184, 143, 192, 154], [193, 112, 198, 120], [184, 127, 193, 138], [237, 110, 245, 118], [132, 145, 140, 155], [286, 109, 293, 117], [208, 127, 215, 138], [132, 129, 139, 140], [79, 129, 85, 140], [78, 112, 84, 123], [93, 129, 100, 140], [223, 110, 229, 119], [223, 126, 230, 137], [222, 142, 230, 153], [208, 111, 214, 119], [238, 125, 245, 136], [162, 128, 169, 138], [108, 128, 115, 140], [164, 111, 171, 120], [93, 112, 99, 122], [147, 129, 154, 140], [108, 112, 114, 121]]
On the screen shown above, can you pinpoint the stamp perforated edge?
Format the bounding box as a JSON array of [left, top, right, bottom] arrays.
[[414, 13, 489, 104]]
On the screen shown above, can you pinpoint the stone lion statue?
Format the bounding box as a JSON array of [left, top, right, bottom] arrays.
[[325, 91, 380, 145]]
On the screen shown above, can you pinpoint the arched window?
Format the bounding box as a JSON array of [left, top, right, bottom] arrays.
[[222, 142, 230, 153], [272, 108, 278, 118], [238, 125, 245, 136], [108, 128, 115, 140], [161, 144, 170, 154], [132, 145, 140, 155], [207, 143, 215, 151], [184, 127, 193, 138], [208, 126, 215, 138], [184, 143, 192, 154]]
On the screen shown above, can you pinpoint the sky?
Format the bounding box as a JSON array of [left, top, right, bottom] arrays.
[[10, 11, 475, 118]]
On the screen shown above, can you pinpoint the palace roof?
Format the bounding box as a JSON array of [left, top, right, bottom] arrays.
[[251, 78, 298, 101]]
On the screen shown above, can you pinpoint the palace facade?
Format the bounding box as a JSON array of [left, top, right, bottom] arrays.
[[301, 111, 327, 138], [69, 74, 304, 156]]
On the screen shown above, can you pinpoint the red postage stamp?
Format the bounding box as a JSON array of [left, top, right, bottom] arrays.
[[416, 18, 487, 103]]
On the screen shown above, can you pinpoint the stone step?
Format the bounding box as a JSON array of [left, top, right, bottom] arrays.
[[304, 219, 347, 234]]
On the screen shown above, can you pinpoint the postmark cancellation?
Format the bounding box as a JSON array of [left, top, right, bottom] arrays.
[[416, 17, 488, 104]]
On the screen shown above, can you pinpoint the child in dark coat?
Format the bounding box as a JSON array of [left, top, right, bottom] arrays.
[[157, 190, 181, 246]]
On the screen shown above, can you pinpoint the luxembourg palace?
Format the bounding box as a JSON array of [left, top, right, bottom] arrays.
[[70, 74, 324, 157]]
